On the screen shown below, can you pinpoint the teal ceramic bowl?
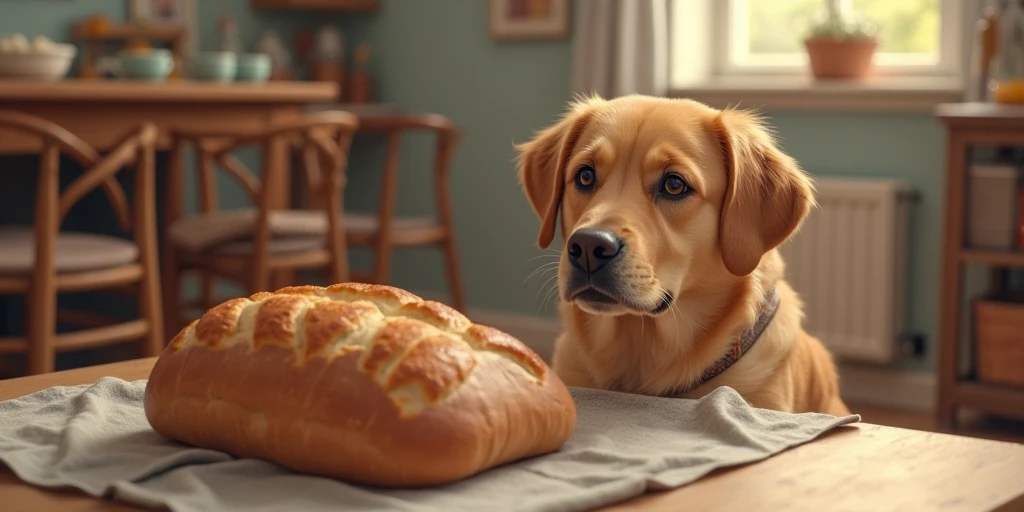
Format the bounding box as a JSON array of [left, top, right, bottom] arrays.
[[118, 49, 172, 82], [236, 53, 271, 83], [190, 52, 237, 82]]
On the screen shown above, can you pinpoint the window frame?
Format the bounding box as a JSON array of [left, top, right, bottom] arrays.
[[708, 0, 964, 80]]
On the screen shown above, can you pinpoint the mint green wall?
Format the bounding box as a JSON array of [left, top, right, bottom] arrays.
[[0, 1, 126, 39], [1, 1, 952, 372], [767, 114, 947, 371]]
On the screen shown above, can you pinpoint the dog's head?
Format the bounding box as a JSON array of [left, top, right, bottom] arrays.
[[516, 95, 814, 317]]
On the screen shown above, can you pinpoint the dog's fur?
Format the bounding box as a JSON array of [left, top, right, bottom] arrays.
[[516, 94, 850, 416]]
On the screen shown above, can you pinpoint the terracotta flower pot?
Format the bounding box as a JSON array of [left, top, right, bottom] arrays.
[[803, 37, 878, 80]]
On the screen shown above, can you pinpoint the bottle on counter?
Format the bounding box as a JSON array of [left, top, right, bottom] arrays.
[[990, 0, 1024, 104], [347, 42, 374, 104], [968, 3, 999, 102], [309, 25, 345, 94]]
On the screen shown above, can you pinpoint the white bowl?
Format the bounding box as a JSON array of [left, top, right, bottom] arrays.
[[0, 43, 77, 80]]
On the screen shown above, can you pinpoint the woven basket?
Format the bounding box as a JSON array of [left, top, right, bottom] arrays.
[[975, 294, 1024, 388]]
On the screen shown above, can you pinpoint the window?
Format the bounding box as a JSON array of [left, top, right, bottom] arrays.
[[712, 0, 962, 78]]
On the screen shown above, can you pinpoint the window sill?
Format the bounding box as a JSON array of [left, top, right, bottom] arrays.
[[670, 75, 964, 114]]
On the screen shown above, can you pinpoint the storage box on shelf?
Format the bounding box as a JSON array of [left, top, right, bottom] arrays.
[[975, 293, 1024, 389], [968, 163, 1022, 250]]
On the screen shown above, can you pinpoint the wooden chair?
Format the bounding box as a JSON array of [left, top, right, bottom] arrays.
[[340, 114, 466, 312], [0, 111, 162, 375], [162, 111, 359, 333]]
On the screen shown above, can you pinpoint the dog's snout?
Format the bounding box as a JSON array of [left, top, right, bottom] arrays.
[[568, 228, 623, 273]]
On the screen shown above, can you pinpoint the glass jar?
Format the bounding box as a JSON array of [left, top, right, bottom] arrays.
[[991, 0, 1024, 104]]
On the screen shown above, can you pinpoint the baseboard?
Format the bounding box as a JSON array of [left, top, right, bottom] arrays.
[[411, 290, 940, 414], [466, 309, 561, 363], [837, 363, 937, 413]]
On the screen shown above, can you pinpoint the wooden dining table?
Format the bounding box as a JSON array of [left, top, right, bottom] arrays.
[[0, 79, 338, 153], [0, 79, 339, 210], [1, 359, 1023, 512]]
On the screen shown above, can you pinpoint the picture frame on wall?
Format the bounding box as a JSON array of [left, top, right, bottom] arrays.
[[129, 0, 194, 26], [128, 0, 197, 54], [489, 0, 571, 40]]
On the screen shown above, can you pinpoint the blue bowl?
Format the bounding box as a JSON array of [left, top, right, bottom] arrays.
[[118, 49, 173, 82], [236, 53, 271, 82], [190, 52, 237, 82]]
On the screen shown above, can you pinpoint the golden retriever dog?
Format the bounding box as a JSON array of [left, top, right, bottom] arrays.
[[516, 94, 850, 416]]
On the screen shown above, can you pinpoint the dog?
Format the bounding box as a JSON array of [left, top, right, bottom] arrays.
[[516, 94, 850, 416]]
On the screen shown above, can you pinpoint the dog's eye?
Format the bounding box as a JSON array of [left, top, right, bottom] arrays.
[[661, 174, 690, 197], [575, 166, 596, 190]]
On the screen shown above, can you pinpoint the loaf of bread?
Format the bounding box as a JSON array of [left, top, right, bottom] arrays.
[[143, 283, 576, 487]]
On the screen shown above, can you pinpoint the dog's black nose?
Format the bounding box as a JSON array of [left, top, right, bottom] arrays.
[[567, 228, 623, 273]]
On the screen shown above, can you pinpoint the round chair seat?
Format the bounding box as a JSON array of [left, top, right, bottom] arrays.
[[168, 208, 330, 253], [213, 236, 326, 256], [0, 227, 139, 275]]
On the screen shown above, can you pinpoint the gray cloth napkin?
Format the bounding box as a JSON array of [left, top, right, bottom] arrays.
[[0, 377, 859, 512]]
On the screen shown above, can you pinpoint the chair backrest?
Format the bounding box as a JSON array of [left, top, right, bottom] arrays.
[[167, 111, 360, 288], [347, 113, 462, 237], [166, 111, 360, 223], [0, 109, 158, 237]]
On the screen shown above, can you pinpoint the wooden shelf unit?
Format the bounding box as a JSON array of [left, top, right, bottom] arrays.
[[70, 21, 189, 79], [935, 102, 1024, 429], [953, 381, 1024, 421], [70, 23, 186, 44], [251, 0, 379, 11], [961, 249, 1024, 267]]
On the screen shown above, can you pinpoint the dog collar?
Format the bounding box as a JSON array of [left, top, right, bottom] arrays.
[[663, 287, 782, 397]]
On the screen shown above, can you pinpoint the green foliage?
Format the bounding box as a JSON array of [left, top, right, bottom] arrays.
[[805, 14, 878, 41]]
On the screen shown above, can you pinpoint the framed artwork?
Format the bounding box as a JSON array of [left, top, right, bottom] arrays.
[[128, 0, 197, 54], [129, 0, 194, 26], [489, 0, 571, 40]]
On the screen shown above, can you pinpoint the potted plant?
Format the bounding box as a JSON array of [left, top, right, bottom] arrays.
[[803, 5, 879, 80]]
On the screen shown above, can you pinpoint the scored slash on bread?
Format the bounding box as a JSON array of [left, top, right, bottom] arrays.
[[145, 282, 577, 487]]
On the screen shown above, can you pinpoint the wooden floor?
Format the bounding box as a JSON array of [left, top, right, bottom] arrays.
[[850, 402, 1024, 444]]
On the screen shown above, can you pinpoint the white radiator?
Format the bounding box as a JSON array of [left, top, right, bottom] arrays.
[[778, 177, 915, 364]]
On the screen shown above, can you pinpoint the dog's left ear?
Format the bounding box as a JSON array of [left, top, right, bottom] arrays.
[[711, 109, 815, 276]]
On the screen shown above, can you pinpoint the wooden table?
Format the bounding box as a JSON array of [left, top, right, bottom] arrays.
[[0, 79, 338, 154], [0, 79, 338, 213], [934, 102, 1024, 429], [2, 360, 1023, 512]]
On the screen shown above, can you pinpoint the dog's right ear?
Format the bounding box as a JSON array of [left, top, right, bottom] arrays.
[[515, 97, 602, 249]]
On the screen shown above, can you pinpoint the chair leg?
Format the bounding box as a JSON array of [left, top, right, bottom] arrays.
[[162, 249, 183, 341], [371, 242, 393, 285], [27, 274, 56, 375], [28, 142, 59, 375], [329, 250, 348, 286], [139, 249, 164, 359], [201, 272, 216, 310], [250, 265, 270, 295], [441, 235, 466, 313], [271, 270, 293, 291]]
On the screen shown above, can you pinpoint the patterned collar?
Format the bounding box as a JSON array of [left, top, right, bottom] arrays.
[[662, 287, 782, 397]]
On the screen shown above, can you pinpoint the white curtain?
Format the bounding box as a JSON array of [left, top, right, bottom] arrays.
[[570, 0, 670, 98]]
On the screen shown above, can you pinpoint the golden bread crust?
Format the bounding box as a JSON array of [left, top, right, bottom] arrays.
[[145, 283, 576, 487]]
